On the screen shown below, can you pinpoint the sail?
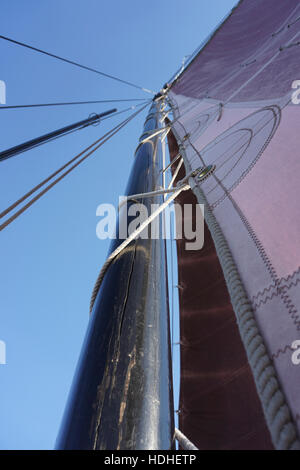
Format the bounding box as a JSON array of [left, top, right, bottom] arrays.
[[167, 0, 300, 450]]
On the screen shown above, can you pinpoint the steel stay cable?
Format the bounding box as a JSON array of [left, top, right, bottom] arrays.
[[0, 34, 155, 95], [0, 98, 148, 111], [100, 100, 151, 121], [0, 99, 149, 167], [0, 104, 149, 230], [0, 119, 128, 220]]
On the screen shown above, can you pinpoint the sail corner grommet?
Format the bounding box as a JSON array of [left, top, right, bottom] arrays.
[[196, 164, 216, 183]]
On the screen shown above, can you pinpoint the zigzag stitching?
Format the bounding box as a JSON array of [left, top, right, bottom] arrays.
[[253, 291, 278, 310], [251, 266, 300, 303], [281, 285, 300, 330], [173, 119, 300, 449], [271, 344, 293, 360], [253, 277, 300, 310]]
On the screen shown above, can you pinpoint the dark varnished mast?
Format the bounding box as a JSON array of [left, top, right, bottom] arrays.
[[56, 97, 174, 450]]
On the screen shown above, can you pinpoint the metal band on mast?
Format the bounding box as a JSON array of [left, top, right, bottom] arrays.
[[57, 97, 175, 450]]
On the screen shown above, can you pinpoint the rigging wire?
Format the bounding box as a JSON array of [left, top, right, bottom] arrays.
[[100, 100, 151, 121], [0, 98, 148, 111], [0, 101, 150, 162], [0, 34, 155, 95], [0, 103, 149, 231], [161, 130, 181, 434], [0, 108, 117, 162], [0, 103, 147, 220]]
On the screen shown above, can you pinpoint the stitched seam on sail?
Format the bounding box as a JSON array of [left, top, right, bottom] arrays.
[[167, 98, 300, 450]]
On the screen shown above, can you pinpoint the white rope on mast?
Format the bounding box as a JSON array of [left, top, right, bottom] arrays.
[[167, 158, 183, 190], [90, 149, 208, 314], [89, 181, 190, 313], [118, 186, 184, 210], [175, 428, 198, 451], [160, 152, 182, 174]]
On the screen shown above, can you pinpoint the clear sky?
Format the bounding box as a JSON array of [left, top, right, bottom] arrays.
[[0, 0, 237, 449]]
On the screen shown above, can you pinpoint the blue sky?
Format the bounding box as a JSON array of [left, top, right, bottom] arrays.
[[0, 0, 237, 449]]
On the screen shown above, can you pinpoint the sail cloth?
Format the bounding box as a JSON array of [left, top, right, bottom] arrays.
[[167, 128, 273, 450], [168, 0, 300, 449]]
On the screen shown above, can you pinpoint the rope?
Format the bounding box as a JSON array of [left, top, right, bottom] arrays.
[[89, 183, 190, 313], [167, 158, 183, 190], [161, 125, 167, 197], [140, 126, 171, 141], [134, 126, 171, 155], [170, 223, 175, 359], [169, 103, 300, 450], [160, 152, 181, 174], [159, 122, 179, 424], [89, 137, 207, 313], [118, 187, 182, 210], [0, 34, 155, 95], [0, 98, 148, 110], [0, 117, 133, 220], [0, 102, 148, 166], [174, 428, 198, 450], [0, 104, 148, 231], [100, 100, 151, 121]]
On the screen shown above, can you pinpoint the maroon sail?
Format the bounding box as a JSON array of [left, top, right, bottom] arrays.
[[167, 0, 300, 450]]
